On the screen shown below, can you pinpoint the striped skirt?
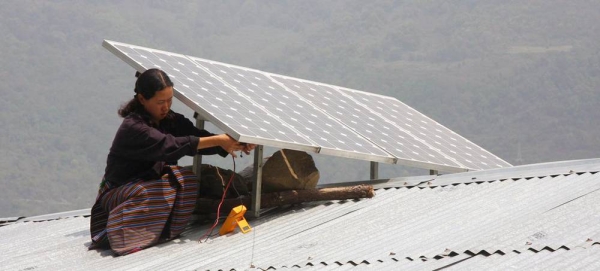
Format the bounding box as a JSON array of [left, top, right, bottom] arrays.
[[89, 165, 198, 255]]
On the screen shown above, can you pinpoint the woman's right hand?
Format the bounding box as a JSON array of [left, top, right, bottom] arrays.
[[197, 134, 247, 158], [218, 134, 247, 158]]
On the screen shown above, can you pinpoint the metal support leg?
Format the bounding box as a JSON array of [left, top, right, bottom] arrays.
[[193, 118, 205, 176], [430, 169, 438, 176], [251, 145, 264, 218], [370, 161, 379, 180]]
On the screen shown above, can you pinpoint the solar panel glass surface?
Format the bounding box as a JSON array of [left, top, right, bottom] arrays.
[[107, 42, 318, 150], [337, 87, 512, 170], [190, 59, 395, 163], [104, 40, 512, 171], [269, 75, 465, 170]]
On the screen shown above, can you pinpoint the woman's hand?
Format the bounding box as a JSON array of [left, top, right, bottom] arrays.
[[218, 134, 254, 158], [197, 134, 256, 158], [241, 143, 256, 155], [198, 134, 252, 158]]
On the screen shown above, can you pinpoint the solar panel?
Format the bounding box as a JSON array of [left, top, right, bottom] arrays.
[[187, 58, 396, 163], [268, 75, 468, 172], [104, 41, 319, 152], [336, 87, 512, 170], [103, 40, 512, 172]]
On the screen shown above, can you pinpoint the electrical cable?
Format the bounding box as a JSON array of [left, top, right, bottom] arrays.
[[198, 154, 238, 242], [194, 149, 258, 266]]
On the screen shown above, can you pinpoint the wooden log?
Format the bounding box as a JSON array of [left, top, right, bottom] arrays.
[[194, 184, 375, 214]]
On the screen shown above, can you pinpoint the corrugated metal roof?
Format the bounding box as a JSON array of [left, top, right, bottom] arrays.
[[1, 158, 600, 270], [446, 245, 600, 270]]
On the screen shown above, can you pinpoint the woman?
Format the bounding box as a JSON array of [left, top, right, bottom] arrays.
[[89, 68, 255, 255]]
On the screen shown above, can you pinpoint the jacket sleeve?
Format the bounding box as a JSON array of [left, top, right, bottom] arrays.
[[173, 114, 229, 157], [113, 117, 200, 162]]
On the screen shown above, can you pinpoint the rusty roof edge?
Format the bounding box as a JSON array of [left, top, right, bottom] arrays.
[[385, 158, 600, 188], [313, 158, 600, 190], [5, 208, 92, 225], [0, 216, 25, 227]]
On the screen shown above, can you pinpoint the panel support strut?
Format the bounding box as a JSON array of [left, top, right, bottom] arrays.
[[370, 161, 379, 180], [193, 116, 205, 176], [251, 145, 264, 218]]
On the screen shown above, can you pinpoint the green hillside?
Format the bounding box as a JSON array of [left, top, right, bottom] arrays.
[[1, 0, 599, 217]]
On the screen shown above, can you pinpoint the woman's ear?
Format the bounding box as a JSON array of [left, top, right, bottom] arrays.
[[137, 94, 145, 105]]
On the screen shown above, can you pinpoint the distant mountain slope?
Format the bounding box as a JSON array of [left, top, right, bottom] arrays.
[[1, 0, 599, 217]]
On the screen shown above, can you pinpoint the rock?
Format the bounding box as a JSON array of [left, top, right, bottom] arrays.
[[238, 149, 320, 193]]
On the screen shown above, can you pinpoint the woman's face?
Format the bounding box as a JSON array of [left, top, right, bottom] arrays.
[[139, 86, 173, 123]]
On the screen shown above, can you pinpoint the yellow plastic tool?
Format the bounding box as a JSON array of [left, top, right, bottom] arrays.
[[219, 205, 252, 235]]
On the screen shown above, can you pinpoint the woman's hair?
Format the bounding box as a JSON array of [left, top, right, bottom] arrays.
[[118, 69, 174, 118]]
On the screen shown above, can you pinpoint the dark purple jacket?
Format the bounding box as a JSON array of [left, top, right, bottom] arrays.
[[103, 111, 227, 186]]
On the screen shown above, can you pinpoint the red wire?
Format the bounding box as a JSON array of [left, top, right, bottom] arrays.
[[199, 155, 237, 242]]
